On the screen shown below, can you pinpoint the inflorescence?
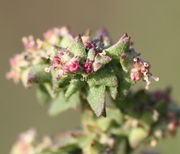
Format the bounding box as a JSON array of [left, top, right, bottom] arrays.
[[7, 26, 179, 154]]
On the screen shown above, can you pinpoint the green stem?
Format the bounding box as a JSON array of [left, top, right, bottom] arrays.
[[124, 139, 133, 154]]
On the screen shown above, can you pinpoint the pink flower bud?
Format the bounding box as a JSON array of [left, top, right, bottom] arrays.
[[84, 61, 93, 73], [130, 70, 141, 81], [69, 61, 80, 72], [53, 56, 61, 69]]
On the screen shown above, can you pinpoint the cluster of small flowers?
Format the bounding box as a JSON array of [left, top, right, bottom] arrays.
[[48, 50, 82, 76], [11, 129, 52, 154], [7, 26, 159, 91], [6, 27, 72, 83], [47, 49, 112, 77], [130, 57, 159, 89], [45, 30, 112, 78], [7, 27, 114, 83]]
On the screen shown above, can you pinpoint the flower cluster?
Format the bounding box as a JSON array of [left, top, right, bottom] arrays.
[[10, 129, 52, 154], [130, 57, 159, 89], [7, 26, 158, 89], [8, 26, 175, 154]]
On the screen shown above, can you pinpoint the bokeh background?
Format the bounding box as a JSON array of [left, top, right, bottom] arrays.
[[0, 0, 180, 153]]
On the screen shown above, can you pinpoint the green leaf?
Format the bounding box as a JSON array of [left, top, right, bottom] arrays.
[[65, 79, 83, 99], [106, 108, 124, 124], [68, 35, 86, 59], [108, 86, 118, 99], [49, 91, 80, 116], [105, 34, 130, 60], [60, 35, 74, 48], [36, 84, 51, 105], [87, 85, 106, 117], [128, 128, 148, 148], [97, 117, 112, 131], [87, 68, 118, 87], [118, 73, 132, 97], [28, 64, 51, 84], [51, 70, 70, 91], [120, 48, 140, 73]]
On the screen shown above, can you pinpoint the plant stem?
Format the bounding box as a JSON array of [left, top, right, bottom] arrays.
[[124, 139, 133, 154]]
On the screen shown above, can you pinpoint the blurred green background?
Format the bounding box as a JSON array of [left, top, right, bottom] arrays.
[[0, 0, 180, 153]]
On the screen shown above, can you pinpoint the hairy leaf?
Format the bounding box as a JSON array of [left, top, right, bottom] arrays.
[[60, 35, 74, 48], [68, 36, 86, 58], [128, 128, 148, 148], [87, 85, 106, 117], [105, 34, 130, 60], [28, 64, 51, 84], [49, 91, 80, 116], [108, 86, 118, 100], [65, 79, 83, 99], [36, 84, 51, 105], [87, 68, 118, 87]]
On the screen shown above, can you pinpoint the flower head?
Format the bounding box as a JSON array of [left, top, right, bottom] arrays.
[[130, 57, 159, 89]]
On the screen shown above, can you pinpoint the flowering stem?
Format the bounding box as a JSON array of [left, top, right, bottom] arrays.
[[8, 27, 180, 154]]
